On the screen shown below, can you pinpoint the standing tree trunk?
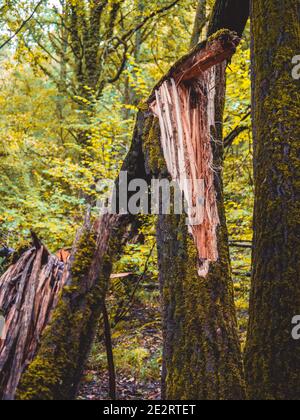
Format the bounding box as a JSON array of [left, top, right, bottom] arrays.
[[245, 0, 300, 400], [157, 0, 250, 400], [156, 63, 244, 401]]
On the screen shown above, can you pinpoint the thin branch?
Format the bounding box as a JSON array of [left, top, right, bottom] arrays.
[[113, 243, 156, 327], [229, 242, 252, 249], [122, 0, 180, 43], [0, 0, 44, 50], [224, 125, 249, 148], [108, 0, 180, 54], [224, 110, 251, 148]]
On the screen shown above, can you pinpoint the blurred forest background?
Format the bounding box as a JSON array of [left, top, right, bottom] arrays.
[[0, 0, 252, 399]]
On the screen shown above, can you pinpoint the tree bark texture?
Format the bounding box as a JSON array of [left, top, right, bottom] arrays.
[[244, 0, 300, 400], [153, 0, 251, 400]]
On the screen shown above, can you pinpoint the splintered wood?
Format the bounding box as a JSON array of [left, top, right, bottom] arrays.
[[0, 244, 67, 400], [149, 33, 239, 276]]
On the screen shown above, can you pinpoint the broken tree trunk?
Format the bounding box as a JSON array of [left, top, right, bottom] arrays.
[[14, 113, 147, 400], [152, 1, 250, 400], [0, 237, 66, 400]]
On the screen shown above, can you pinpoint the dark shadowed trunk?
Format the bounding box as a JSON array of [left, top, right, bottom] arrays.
[[16, 215, 128, 400], [245, 0, 300, 400], [190, 0, 207, 49], [207, 0, 250, 38]]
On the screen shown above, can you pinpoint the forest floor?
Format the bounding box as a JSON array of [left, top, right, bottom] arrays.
[[78, 247, 251, 401], [78, 295, 162, 401]]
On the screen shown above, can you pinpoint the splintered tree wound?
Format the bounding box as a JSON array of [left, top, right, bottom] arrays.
[[0, 242, 67, 400], [149, 32, 239, 276]]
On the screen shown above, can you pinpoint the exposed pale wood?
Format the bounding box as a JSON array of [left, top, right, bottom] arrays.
[[148, 34, 236, 276], [0, 243, 67, 400]]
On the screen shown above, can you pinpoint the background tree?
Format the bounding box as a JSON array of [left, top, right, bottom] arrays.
[[0, 1, 43, 50], [158, 0, 250, 400], [190, 0, 207, 48], [14, 10, 247, 403]]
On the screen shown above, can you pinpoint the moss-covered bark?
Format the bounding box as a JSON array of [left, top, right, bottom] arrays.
[[244, 0, 300, 400]]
